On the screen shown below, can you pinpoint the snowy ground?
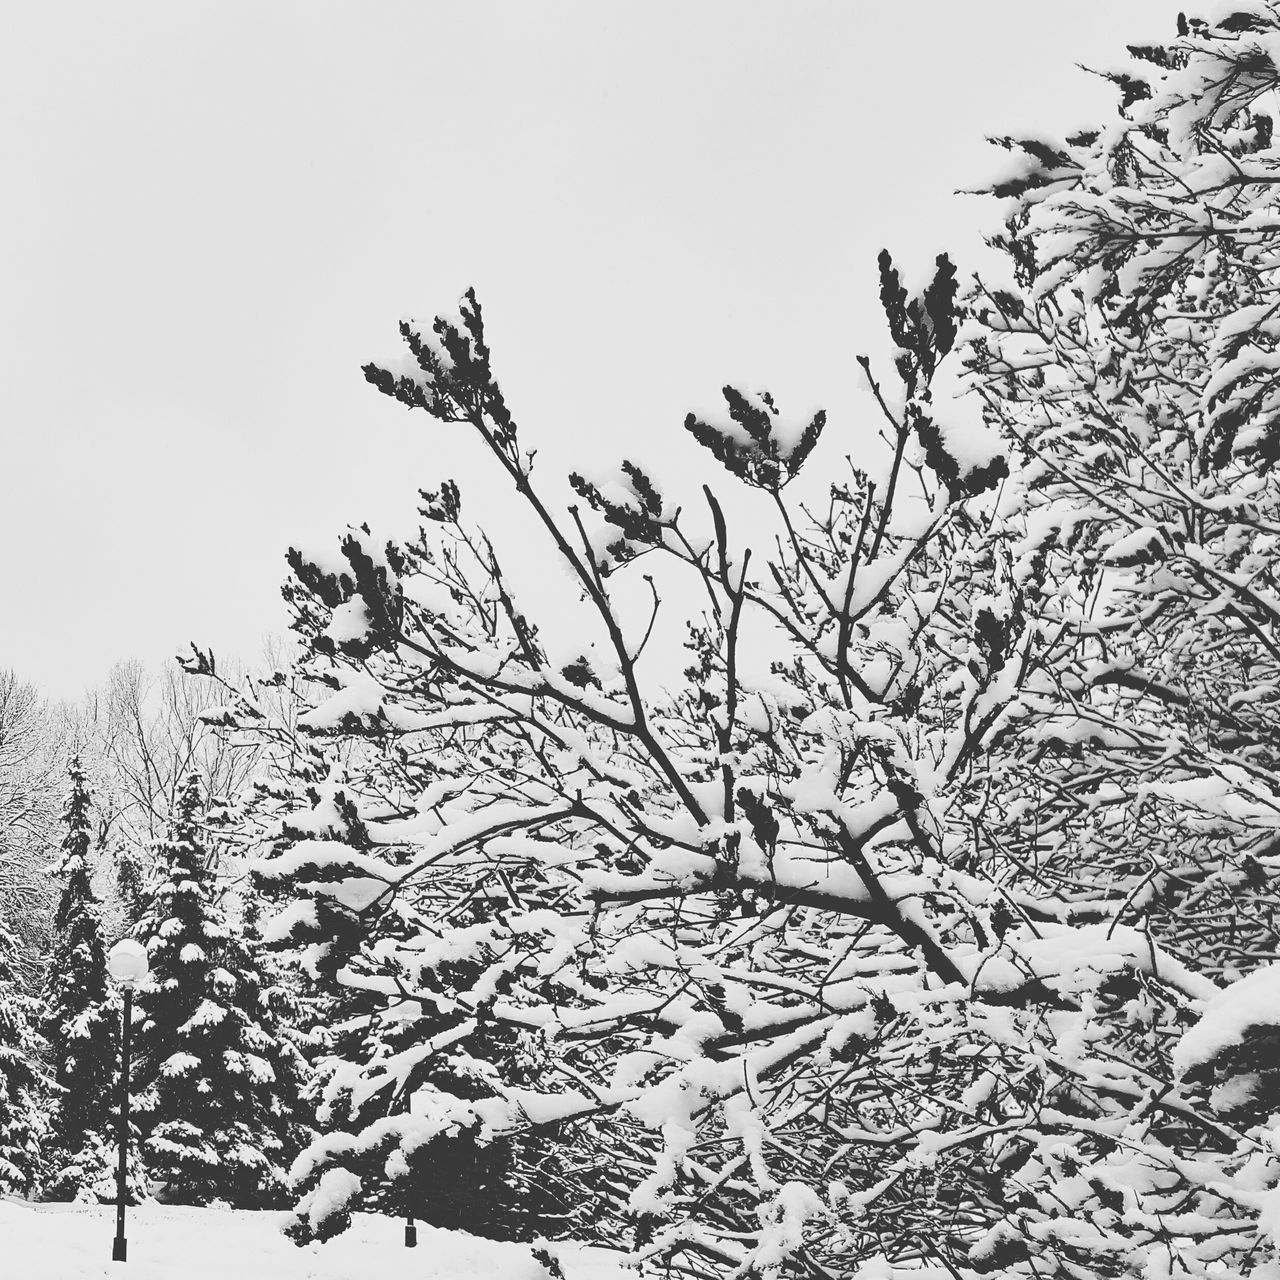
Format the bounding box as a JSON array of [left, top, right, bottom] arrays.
[[0, 1200, 630, 1280]]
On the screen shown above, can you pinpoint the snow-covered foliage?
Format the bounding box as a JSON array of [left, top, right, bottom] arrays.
[[39, 758, 138, 1202], [958, 3, 1280, 1275], [0, 4, 1264, 1272], [0, 921, 45, 1195], [180, 245, 1265, 1278], [973, 4, 1280, 985], [131, 772, 310, 1207], [185, 657, 604, 1243]]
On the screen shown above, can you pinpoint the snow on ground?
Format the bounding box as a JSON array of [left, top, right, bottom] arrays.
[[0, 1200, 630, 1280]]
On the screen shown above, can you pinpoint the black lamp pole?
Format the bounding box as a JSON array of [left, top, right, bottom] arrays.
[[401, 1087, 416, 1247], [111, 983, 133, 1263]]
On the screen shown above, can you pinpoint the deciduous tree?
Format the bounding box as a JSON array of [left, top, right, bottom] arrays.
[[191, 267, 1235, 1278]]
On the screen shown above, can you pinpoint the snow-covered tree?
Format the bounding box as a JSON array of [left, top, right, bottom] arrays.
[[0, 922, 45, 1195], [972, 8, 1280, 977], [77, 657, 284, 934], [183, 655, 596, 1240], [184, 263, 1254, 1278], [0, 672, 64, 991], [132, 771, 309, 1207], [97, 659, 266, 852], [40, 757, 123, 1201], [955, 4, 1280, 1275]]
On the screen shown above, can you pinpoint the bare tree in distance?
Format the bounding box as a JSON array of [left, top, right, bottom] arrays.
[[0, 672, 66, 989]]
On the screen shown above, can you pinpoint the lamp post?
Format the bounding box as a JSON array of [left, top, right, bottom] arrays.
[[405, 1088, 424, 1248], [107, 939, 149, 1264], [404, 1089, 418, 1247]]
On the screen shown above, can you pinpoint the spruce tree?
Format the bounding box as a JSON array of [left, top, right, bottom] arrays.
[[0, 922, 45, 1196], [41, 756, 120, 1201], [133, 772, 308, 1207]]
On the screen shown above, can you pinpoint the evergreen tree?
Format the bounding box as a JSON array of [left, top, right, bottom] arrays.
[[40, 756, 121, 1201], [133, 772, 309, 1208], [112, 844, 150, 931], [254, 761, 596, 1244], [0, 922, 45, 1195]]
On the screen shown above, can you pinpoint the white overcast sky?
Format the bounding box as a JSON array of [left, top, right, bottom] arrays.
[[2, 1, 1175, 699]]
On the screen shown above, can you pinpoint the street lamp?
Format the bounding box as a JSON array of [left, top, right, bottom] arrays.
[[107, 939, 149, 1263], [405, 1089, 422, 1248]]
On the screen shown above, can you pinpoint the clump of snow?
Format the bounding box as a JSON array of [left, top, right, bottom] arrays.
[[159, 1052, 200, 1078], [967, 922, 1219, 1003], [296, 1167, 363, 1231], [686, 387, 823, 457], [1101, 525, 1167, 567], [258, 900, 320, 946], [748, 1182, 827, 1274], [298, 671, 386, 730], [1173, 964, 1280, 1079], [323, 599, 372, 647], [923, 351, 1005, 475]]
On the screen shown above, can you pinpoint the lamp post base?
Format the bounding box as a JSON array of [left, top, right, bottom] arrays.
[[112, 1236, 127, 1262]]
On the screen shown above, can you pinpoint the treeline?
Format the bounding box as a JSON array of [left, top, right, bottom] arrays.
[[0, 651, 298, 988], [0, 655, 312, 1205]]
